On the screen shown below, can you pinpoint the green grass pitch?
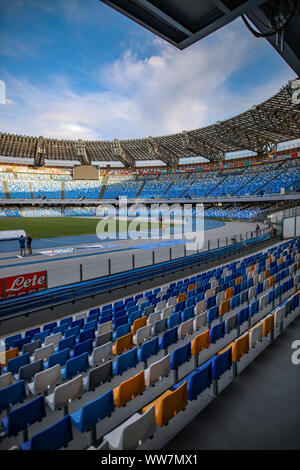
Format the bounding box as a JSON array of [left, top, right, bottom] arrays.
[[0, 217, 166, 239]]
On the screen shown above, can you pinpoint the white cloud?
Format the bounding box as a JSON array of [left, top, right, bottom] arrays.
[[0, 19, 295, 141]]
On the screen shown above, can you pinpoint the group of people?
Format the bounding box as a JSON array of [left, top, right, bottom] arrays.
[[18, 235, 32, 256]]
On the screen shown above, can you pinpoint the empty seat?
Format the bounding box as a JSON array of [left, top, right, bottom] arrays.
[[61, 352, 89, 380], [71, 389, 115, 433], [263, 314, 275, 337], [193, 312, 206, 330], [152, 318, 167, 335], [191, 330, 210, 355], [22, 339, 41, 356], [232, 332, 249, 362], [131, 316, 147, 334], [137, 337, 159, 363], [45, 332, 62, 347], [178, 318, 194, 339], [225, 313, 238, 334], [144, 355, 170, 387], [45, 348, 69, 369], [57, 335, 76, 352], [0, 380, 27, 412], [0, 372, 13, 390], [173, 361, 212, 400], [0, 348, 19, 368], [84, 361, 113, 392], [142, 381, 187, 427], [13, 337, 30, 352], [72, 338, 93, 358], [2, 395, 46, 437], [113, 348, 138, 376], [97, 321, 113, 336], [104, 406, 156, 450], [5, 334, 22, 349], [147, 311, 161, 326], [112, 332, 134, 355], [211, 347, 232, 380], [95, 331, 113, 347], [210, 321, 225, 344], [249, 322, 263, 348], [18, 359, 44, 382], [113, 370, 145, 407], [43, 322, 57, 333], [91, 342, 112, 367], [33, 344, 55, 362], [20, 415, 73, 450], [159, 327, 178, 351], [162, 305, 174, 318], [133, 325, 152, 345], [113, 323, 131, 341], [28, 364, 62, 395], [170, 342, 191, 370], [4, 353, 30, 375], [46, 375, 84, 411], [274, 306, 285, 327]]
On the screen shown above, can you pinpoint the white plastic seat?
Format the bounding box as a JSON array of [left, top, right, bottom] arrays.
[[253, 275, 259, 285], [249, 322, 263, 348], [194, 299, 206, 315], [274, 306, 285, 327], [249, 286, 256, 300], [91, 342, 112, 366], [97, 321, 113, 336], [28, 364, 62, 395], [263, 279, 269, 291], [137, 297, 145, 307], [193, 312, 206, 330], [205, 288, 214, 299], [161, 305, 173, 318], [104, 406, 156, 450], [33, 343, 55, 362], [144, 354, 170, 387], [167, 296, 177, 307], [133, 325, 152, 345], [147, 311, 161, 326], [259, 273, 265, 283], [45, 332, 62, 347], [216, 291, 225, 304], [45, 374, 84, 411], [259, 294, 268, 310], [0, 371, 13, 390], [156, 300, 166, 311], [74, 312, 87, 322], [178, 318, 194, 339]]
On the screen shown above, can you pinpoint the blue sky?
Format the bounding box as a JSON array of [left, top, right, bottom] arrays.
[[0, 0, 296, 141]]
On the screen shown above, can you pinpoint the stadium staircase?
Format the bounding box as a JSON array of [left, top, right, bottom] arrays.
[[179, 180, 195, 198], [161, 181, 175, 198], [99, 172, 109, 199], [61, 182, 65, 200], [135, 181, 146, 198], [252, 169, 284, 195], [2, 180, 10, 199], [231, 174, 257, 196], [205, 175, 228, 196], [28, 182, 34, 199]]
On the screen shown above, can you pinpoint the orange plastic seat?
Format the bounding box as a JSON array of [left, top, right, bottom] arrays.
[[191, 330, 210, 355], [269, 275, 275, 288], [131, 316, 147, 334], [235, 276, 242, 285], [263, 314, 274, 337], [231, 333, 249, 362], [220, 299, 230, 316], [0, 347, 19, 367], [225, 287, 234, 300], [113, 370, 145, 407], [250, 265, 255, 272], [112, 332, 134, 355], [177, 292, 186, 303], [187, 284, 195, 292], [264, 269, 270, 279], [142, 381, 187, 427], [268, 255, 272, 263]]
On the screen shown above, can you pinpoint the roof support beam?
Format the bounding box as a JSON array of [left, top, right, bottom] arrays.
[[147, 137, 179, 166], [181, 131, 224, 161], [112, 139, 135, 168]]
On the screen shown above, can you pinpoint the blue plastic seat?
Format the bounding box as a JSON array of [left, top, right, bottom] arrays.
[[4, 353, 30, 375], [209, 321, 225, 344], [207, 305, 219, 324], [78, 328, 95, 343], [113, 322, 131, 341], [5, 334, 22, 349], [113, 347, 138, 375], [2, 395, 46, 437], [60, 317, 72, 327], [53, 324, 68, 335], [45, 348, 70, 369], [25, 327, 40, 339], [72, 338, 94, 358], [114, 315, 129, 329], [33, 330, 50, 343], [89, 307, 100, 316], [170, 342, 191, 370], [57, 334, 76, 352], [83, 320, 97, 332], [72, 318, 84, 329], [206, 296, 216, 309], [137, 337, 159, 362], [20, 415, 73, 450], [172, 360, 212, 400], [43, 322, 57, 333], [71, 389, 115, 433], [167, 311, 181, 329], [159, 327, 178, 350], [181, 306, 194, 322], [0, 380, 27, 412], [65, 326, 80, 338], [13, 337, 31, 352], [61, 352, 89, 380], [211, 347, 232, 380], [237, 306, 249, 326]]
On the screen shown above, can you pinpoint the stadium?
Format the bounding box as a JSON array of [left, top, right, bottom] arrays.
[[0, 0, 300, 454]]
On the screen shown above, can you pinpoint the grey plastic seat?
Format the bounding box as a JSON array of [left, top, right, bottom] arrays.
[[84, 360, 113, 391], [216, 291, 225, 304], [147, 311, 161, 326], [161, 305, 173, 318], [274, 306, 285, 327], [33, 343, 55, 362], [45, 332, 62, 347], [0, 371, 13, 390], [104, 406, 156, 450], [225, 313, 238, 334], [155, 300, 166, 311], [74, 312, 87, 322], [18, 359, 44, 382], [22, 339, 42, 356], [97, 321, 113, 336], [143, 305, 154, 317], [194, 300, 206, 315], [91, 342, 112, 367], [249, 286, 256, 300], [95, 331, 113, 347], [28, 364, 62, 395], [249, 322, 263, 348], [205, 288, 214, 299], [46, 374, 84, 411], [152, 318, 167, 336], [167, 296, 177, 307], [259, 293, 268, 310], [145, 355, 170, 387]]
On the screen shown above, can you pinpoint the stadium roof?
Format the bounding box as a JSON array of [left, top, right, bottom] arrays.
[[100, 0, 300, 76], [1, 81, 299, 168]]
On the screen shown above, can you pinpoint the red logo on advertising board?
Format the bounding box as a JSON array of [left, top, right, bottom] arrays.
[[0, 280, 3, 300], [4, 271, 47, 299]]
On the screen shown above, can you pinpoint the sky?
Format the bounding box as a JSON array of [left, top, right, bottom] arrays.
[[0, 0, 296, 142]]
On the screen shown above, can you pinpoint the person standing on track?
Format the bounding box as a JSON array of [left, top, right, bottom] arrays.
[[19, 235, 26, 256], [26, 234, 33, 255]]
